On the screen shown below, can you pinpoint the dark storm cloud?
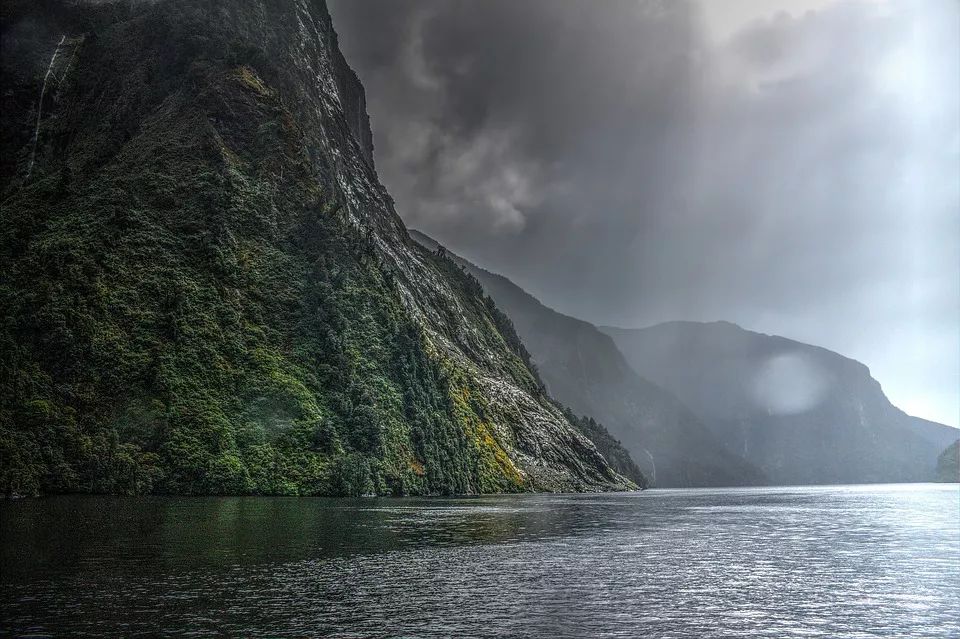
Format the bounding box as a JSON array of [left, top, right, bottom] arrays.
[[328, 0, 959, 426]]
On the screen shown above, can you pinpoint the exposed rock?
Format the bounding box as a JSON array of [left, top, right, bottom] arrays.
[[0, 0, 631, 495], [410, 230, 764, 488]]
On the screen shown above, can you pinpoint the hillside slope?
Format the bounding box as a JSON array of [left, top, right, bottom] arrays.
[[411, 231, 765, 487], [603, 321, 959, 484], [0, 0, 631, 496], [935, 441, 959, 483]]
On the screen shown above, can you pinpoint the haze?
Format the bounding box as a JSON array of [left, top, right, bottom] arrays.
[[329, 0, 960, 427]]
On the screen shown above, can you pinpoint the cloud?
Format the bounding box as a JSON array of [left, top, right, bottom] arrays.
[[329, 0, 959, 426]]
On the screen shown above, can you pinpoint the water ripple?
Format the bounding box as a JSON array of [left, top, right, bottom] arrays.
[[1, 484, 958, 637]]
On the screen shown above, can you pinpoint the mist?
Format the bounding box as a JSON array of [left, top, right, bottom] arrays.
[[329, 0, 959, 427]]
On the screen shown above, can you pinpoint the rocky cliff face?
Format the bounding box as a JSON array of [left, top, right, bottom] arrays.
[[0, 0, 631, 495], [604, 321, 959, 484], [410, 231, 765, 488]]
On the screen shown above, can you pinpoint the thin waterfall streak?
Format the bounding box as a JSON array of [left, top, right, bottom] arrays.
[[643, 449, 656, 483], [54, 47, 80, 96], [25, 34, 66, 180]]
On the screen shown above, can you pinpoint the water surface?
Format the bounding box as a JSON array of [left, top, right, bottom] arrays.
[[2, 484, 958, 637]]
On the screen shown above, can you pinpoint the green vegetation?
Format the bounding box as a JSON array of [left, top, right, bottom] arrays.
[[0, 44, 536, 497], [561, 409, 648, 488], [0, 0, 630, 497]]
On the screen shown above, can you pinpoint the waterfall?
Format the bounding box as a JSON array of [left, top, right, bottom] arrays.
[[643, 448, 656, 484], [25, 34, 66, 180]]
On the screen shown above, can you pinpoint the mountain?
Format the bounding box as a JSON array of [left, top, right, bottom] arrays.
[[603, 321, 959, 484], [559, 408, 648, 488], [936, 441, 959, 483], [0, 0, 633, 496], [410, 231, 765, 487]]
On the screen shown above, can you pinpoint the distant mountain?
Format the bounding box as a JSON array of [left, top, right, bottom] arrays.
[[936, 441, 959, 483], [410, 231, 765, 487], [603, 321, 960, 484]]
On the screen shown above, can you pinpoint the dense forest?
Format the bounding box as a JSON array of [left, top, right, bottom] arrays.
[[0, 0, 635, 496]]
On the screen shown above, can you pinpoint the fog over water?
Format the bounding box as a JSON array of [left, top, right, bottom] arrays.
[[329, 0, 960, 427]]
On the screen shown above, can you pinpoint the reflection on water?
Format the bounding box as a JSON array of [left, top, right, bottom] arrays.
[[2, 484, 958, 637]]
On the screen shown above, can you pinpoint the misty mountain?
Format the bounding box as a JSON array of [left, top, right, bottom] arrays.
[[410, 230, 765, 487], [0, 0, 632, 496], [936, 441, 959, 483], [603, 321, 959, 485]]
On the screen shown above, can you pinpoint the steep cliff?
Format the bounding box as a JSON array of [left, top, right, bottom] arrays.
[[0, 0, 631, 495], [410, 231, 765, 487], [604, 321, 959, 484]]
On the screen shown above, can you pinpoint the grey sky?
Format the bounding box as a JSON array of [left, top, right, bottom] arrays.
[[328, 0, 960, 427]]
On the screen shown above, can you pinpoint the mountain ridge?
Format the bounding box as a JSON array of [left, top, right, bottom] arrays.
[[0, 0, 631, 496], [603, 320, 958, 484], [411, 229, 767, 487]]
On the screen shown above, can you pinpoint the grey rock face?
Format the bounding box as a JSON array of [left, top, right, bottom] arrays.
[[195, 0, 634, 492]]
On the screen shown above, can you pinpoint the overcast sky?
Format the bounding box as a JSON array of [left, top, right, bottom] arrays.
[[329, 0, 959, 427]]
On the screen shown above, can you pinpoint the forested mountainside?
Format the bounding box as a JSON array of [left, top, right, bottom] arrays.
[[603, 321, 959, 485], [410, 231, 764, 488], [558, 408, 647, 488], [0, 0, 634, 496]]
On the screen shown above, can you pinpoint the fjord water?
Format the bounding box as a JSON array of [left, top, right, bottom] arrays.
[[2, 485, 957, 638]]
